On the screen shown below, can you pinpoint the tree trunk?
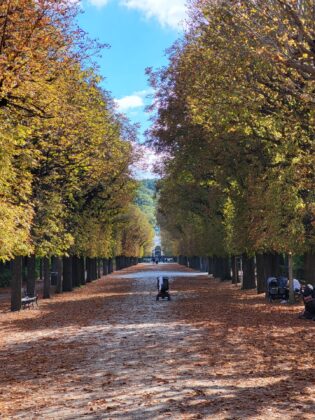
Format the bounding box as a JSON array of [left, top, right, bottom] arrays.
[[195, 256, 201, 270], [93, 258, 98, 280], [272, 253, 282, 277], [79, 257, 86, 285], [72, 256, 81, 287], [231, 256, 238, 284], [86, 257, 91, 282], [220, 257, 231, 280], [26, 255, 36, 297], [91, 258, 95, 280], [43, 257, 50, 299], [63, 256, 73, 292], [39, 258, 43, 281], [90, 258, 94, 280], [97, 258, 101, 278], [203, 256, 209, 272], [213, 257, 220, 279], [22, 257, 27, 284], [11, 256, 22, 311], [256, 252, 281, 293], [55, 257, 63, 294], [256, 254, 266, 293], [108, 258, 113, 273], [242, 254, 256, 290], [288, 253, 294, 304], [213, 256, 223, 279], [208, 257, 214, 276], [50, 256, 58, 286], [103, 258, 108, 276], [304, 251, 315, 284]]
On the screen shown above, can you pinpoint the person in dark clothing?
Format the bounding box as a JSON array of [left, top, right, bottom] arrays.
[[299, 284, 315, 320]]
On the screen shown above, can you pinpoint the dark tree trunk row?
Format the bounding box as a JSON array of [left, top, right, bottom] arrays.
[[115, 256, 138, 271], [207, 256, 231, 281], [9, 253, 135, 311], [178, 255, 188, 266], [178, 250, 315, 294], [179, 255, 231, 280], [200, 256, 209, 272]]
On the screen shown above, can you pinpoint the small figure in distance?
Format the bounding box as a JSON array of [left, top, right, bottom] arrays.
[[156, 276, 171, 301], [155, 258, 159, 264]]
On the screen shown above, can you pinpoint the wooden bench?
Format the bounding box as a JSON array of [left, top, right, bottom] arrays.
[[21, 295, 38, 309]]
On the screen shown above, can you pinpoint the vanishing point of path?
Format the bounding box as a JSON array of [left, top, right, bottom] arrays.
[[0, 263, 314, 419]]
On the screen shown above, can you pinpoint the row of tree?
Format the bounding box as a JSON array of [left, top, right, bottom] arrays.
[[148, 0, 314, 298], [0, 1, 154, 310]]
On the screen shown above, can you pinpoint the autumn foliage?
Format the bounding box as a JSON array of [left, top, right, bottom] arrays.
[[0, 0, 154, 309], [148, 0, 315, 283]]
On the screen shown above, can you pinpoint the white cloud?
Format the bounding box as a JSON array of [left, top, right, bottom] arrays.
[[120, 0, 187, 29], [114, 94, 144, 112], [114, 89, 153, 112], [87, 0, 187, 29]]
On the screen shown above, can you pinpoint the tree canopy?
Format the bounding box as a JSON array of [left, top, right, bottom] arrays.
[[148, 0, 314, 261], [0, 0, 152, 262]]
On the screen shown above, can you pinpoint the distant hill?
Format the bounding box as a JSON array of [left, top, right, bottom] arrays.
[[134, 179, 157, 227]]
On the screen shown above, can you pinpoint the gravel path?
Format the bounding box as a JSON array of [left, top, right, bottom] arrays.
[[0, 263, 314, 419]]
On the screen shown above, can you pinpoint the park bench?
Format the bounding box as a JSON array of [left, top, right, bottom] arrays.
[[21, 287, 38, 309], [21, 295, 38, 309]]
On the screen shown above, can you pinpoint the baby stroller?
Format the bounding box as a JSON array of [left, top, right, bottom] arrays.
[[266, 277, 288, 302], [156, 276, 171, 301]]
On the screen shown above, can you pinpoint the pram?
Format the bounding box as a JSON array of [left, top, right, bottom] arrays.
[[267, 276, 303, 302], [266, 277, 288, 302], [156, 276, 171, 301]]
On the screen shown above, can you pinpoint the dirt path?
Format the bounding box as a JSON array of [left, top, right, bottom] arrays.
[[0, 263, 314, 419]]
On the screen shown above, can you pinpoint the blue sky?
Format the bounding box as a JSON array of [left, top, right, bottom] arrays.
[[79, 0, 187, 142]]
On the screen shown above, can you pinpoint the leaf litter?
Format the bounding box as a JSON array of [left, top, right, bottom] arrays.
[[0, 263, 314, 419]]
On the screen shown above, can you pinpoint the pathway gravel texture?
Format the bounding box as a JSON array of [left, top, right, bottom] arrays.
[[0, 263, 314, 419]]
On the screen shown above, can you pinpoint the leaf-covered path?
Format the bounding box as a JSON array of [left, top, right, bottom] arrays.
[[0, 263, 314, 419]]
